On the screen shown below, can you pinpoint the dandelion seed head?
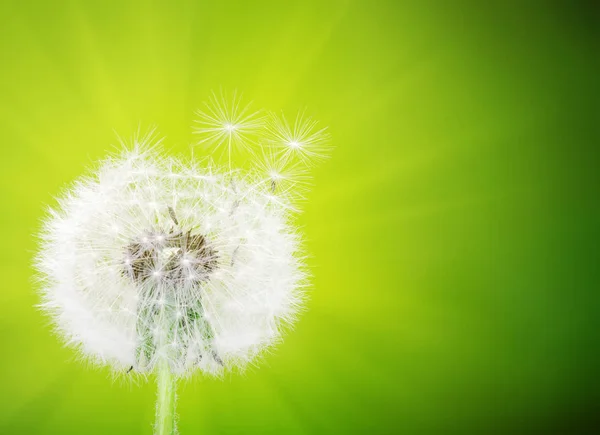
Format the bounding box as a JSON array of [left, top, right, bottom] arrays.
[[36, 93, 332, 379]]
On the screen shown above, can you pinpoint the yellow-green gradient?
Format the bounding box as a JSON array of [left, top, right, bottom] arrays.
[[0, 1, 597, 434]]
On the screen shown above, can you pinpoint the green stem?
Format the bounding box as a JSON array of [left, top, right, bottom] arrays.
[[155, 359, 176, 435]]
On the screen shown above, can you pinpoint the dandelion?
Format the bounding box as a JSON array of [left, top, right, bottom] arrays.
[[36, 95, 331, 435]]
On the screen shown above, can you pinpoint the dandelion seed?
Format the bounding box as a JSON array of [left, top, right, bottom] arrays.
[[251, 144, 311, 202], [193, 90, 264, 164], [265, 111, 332, 165]]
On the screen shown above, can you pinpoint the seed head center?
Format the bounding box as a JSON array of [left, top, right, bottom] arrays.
[[124, 229, 218, 284]]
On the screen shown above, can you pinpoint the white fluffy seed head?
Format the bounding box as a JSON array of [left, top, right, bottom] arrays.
[[36, 97, 331, 378]]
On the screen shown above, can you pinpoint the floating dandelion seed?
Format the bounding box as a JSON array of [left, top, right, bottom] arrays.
[[36, 95, 331, 435], [251, 145, 312, 205], [265, 111, 332, 165], [193, 90, 264, 163]]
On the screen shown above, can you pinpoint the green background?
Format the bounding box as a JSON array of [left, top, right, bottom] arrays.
[[0, 1, 597, 434]]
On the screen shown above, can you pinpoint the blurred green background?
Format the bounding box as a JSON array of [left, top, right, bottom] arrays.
[[0, 1, 597, 434]]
